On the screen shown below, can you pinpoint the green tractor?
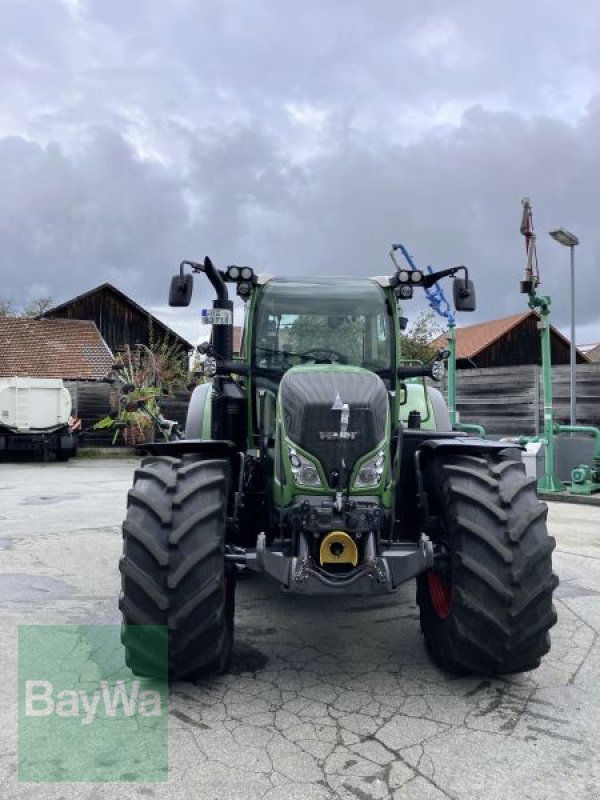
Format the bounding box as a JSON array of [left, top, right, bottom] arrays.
[[119, 255, 558, 679]]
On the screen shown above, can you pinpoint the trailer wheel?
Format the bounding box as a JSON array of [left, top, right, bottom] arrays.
[[120, 456, 234, 680], [417, 452, 558, 675]]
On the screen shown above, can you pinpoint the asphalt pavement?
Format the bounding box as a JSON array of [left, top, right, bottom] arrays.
[[1, 458, 600, 799]]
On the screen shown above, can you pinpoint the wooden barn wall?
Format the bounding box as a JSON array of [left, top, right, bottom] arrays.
[[46, 292, 187, 356], [64, 380, 118, 446], [454, 364, 600, 436], [456, 316, 587, 369], [451, 366, 537, 435], [65, 383, 193, 446], [161, 390, 193, 427]]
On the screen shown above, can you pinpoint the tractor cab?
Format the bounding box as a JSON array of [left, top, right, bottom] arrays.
[[250, 277, 394, 444], [252, 278, 393, 375]]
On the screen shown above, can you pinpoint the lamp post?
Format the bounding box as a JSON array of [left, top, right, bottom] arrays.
[[549, 227, 579, 426]]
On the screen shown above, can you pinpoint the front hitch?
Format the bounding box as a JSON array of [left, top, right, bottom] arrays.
[[240, 532, 434, 596]]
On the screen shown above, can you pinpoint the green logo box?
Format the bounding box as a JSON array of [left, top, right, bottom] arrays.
[[18, 625, 168, 782]]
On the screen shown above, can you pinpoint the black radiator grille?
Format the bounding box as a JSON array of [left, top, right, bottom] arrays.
[[280, 368, 388, 484]]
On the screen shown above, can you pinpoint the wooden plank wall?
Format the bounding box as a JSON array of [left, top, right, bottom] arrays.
[[548, 364, 600, 428], [64, 366, 600, 446], [65, 380, 117, 446], [161, 390, 192, 427], [455, 364, 600, 437], [65, 383, 193, 446]]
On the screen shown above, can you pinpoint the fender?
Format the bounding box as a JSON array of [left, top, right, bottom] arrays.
[[415, 436, 523, 522], [184, 383, 212, 439]]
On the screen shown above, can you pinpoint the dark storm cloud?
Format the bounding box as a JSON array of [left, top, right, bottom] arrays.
[[0, 130, 190, 301], [1, 0, 599, 340]]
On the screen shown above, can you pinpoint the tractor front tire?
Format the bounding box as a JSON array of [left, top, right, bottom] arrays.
[[417, 452, 558, 675], [119, 456, 235, 681]]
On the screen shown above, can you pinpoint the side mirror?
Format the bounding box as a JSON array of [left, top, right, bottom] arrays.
[[453, 278, 476, 312], [169, 274, 193, 307], [398, 383, 407, 405]]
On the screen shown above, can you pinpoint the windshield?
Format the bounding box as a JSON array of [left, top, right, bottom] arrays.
[[253, 278, 392, 373]]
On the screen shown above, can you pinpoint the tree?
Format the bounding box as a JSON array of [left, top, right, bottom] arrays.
[[400, 310, 446, 363], [21, 295, 54, 318], [0, 294, 54, 318], [0, 298, 16, 317]]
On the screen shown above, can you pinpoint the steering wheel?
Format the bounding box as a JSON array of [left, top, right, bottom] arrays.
[[300, 348, 345, 364]]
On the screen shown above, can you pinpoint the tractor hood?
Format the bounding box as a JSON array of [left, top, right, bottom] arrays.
[[279, 365, 389, 484]]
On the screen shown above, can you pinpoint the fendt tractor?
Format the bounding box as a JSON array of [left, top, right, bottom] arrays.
[[119, 255, 558, 680]]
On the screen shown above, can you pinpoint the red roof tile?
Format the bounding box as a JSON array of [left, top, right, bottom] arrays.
[[0, 318, 114, 380], [431, 312, 530, 359]]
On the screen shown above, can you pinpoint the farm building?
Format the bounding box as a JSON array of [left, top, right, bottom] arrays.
[[41, 283, 193, 358], [580, 343, 600, 363], [431, 310, 590, 369]]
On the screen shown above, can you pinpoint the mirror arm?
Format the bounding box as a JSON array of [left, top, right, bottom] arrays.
[[180, 259, 204, 276], [422, 265, 468, 288], [203, 256, 229, 304], [180, 257, 229, 302]]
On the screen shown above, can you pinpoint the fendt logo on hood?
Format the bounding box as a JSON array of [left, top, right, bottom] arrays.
[[320, 391, 359, 440]]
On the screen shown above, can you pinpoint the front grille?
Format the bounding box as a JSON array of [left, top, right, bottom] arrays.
[[280, 367, 388, 484]]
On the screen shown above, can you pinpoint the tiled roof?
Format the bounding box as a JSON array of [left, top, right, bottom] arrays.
[[0, 318, 114, 380], [581, 343, 600, 363], [431, 312, 530, 359]]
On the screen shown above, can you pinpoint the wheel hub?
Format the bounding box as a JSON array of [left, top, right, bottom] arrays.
[[428, 572, 451, 619]]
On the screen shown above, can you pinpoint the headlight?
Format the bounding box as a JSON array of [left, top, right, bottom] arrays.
[[431, 360, 445, 381], [288, 447, 322, 487], [203, 356, 217, 378], [353, 450, 385, 489]]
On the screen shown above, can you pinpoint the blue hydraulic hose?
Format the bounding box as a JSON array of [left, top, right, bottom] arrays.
[[391, 242, 454, 324]]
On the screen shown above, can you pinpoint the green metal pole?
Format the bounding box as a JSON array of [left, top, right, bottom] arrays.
[[446, 321, 486, 436], [447, 322, 456, 427], [531, 294, 565, 492]]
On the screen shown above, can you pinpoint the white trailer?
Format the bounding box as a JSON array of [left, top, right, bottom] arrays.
[[0, 377, 77, 460]]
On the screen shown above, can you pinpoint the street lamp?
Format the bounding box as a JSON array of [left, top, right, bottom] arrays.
[[549, 227, 579, 425]]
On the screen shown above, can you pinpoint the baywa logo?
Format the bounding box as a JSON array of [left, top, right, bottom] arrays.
[[25, 679, 162, 725], [19, 625, 168, 783]]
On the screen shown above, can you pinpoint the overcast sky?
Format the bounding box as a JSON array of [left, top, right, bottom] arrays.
[[1, 0, 599, 345]]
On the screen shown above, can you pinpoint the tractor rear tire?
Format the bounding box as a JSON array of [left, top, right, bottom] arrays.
[[417, 451, 558, 675], [119, 456, 235, 681]]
